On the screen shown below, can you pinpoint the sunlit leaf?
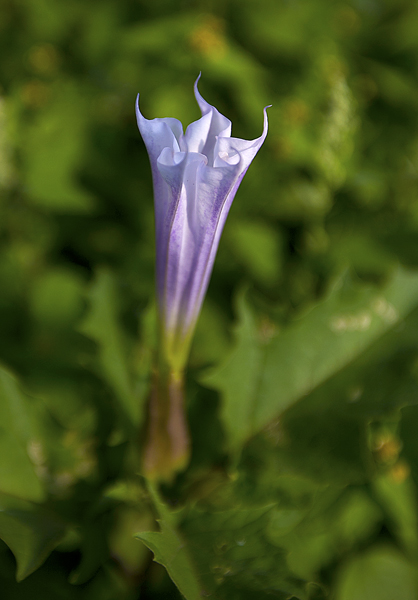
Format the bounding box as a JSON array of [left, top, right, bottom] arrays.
[[204, 267, 418, 451]]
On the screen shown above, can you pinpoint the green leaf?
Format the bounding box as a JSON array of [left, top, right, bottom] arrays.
[[137, 484, 305, 600], [334, 546, 418, 600], [203, 267, 418, 451], [226, 219, 283, 286], [373, 475, 418, 556], [23, 83, 95, 212], [202, 290, 264, 452], [30, 268, 85, 327], [0, 494, 66, 581], [136, 484, 202, 600], [267, 488, 383, 580], [0, 368, 66, 580], [279, 410, 371, 485], [69, 512, 112, 585], [80, 268, 141, 424], [0, 367, 45, 502], [180, 505, 304, 600]]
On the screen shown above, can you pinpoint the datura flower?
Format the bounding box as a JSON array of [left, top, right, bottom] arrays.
[[136, 77, 268, 479], [136, 76, 268, 373]]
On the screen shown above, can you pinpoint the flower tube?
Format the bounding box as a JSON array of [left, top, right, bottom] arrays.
[[137, 77, 268, 479]]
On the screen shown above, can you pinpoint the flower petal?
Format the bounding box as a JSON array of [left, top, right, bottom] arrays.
[[155, 150, 207, 323], [135, 96, 183, 159], [193, 76, 232, 166], [214, 106, 269, 168], [136, 97, 186, 302], [182, 111, 212, 154]]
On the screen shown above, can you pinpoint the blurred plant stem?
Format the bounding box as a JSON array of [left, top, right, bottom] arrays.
[[142, 356, 190, 481]]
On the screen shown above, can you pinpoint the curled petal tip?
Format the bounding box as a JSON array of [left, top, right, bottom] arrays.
[[260, 105, 270, 139], [135, 93, 143, 118], [194, 72, 202, 95]]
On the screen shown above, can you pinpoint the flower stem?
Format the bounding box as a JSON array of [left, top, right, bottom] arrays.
[[142, 361, 190, 481]]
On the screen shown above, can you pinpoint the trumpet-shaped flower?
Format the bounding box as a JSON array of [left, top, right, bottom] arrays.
[[136, 77, 268, 372]]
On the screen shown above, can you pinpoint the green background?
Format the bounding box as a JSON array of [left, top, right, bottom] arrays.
[[1, 0, 418, 598]]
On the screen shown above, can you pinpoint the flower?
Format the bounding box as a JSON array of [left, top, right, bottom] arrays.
[[136, 76, 268, 372]]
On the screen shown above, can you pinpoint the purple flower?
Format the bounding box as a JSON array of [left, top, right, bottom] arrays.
[[136, 76, 268, 371]]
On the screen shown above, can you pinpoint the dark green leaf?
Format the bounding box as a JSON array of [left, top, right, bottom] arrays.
[[0, 367, 45, 502], [80, 268, 142, 424], [0, 495, 65, 581], [137, 484, 305, 600]]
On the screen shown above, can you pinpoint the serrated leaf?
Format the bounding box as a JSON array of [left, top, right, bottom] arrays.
[[0, 494, 66, 581], [181, 505, 305, 600], [203, 267, 418, 451], [80, 268, 141, 424], [138, 527, 202, 600], [136, 484, 202, 600], [137, 485, 305, 600], [0, 366, 45, 502]]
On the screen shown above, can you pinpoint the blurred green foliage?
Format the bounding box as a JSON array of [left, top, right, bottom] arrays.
[[2, 0, 418, 597]]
